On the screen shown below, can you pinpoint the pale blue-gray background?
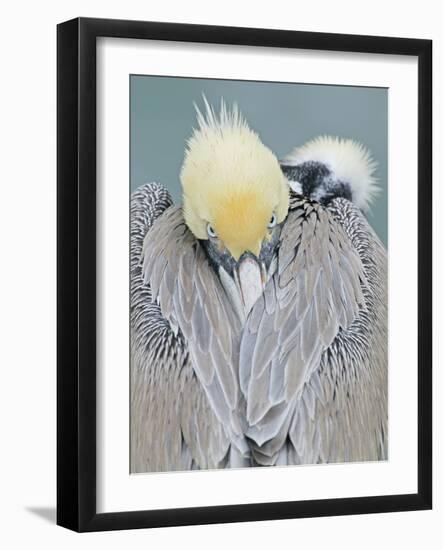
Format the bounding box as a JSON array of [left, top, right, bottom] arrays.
[[130, 76, 388, 246]]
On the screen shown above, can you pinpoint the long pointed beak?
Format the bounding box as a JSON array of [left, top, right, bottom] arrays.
[[233, 256, 267, 317]]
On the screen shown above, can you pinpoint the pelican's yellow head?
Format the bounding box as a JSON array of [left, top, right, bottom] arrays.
[[180, 99, 289, 261]]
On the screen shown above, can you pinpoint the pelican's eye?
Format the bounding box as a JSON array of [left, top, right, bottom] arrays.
[[207, 223, 218, 238], [268, 213, 277, 229]]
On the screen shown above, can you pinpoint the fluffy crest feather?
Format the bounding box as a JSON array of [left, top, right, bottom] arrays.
[[285, 136, 379, 211], [193, 96, 246, 137], [180, 98, 289, 259]]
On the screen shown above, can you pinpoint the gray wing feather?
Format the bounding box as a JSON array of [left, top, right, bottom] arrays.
[[287, 198, 387, 465], [132, 183, 387, 469], [241, 196, 368, 459], [131, 183, 231, 472], [142, 205, 248, 455]]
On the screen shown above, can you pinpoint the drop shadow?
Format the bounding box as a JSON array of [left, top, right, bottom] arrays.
[[26, 506, 56, 524]]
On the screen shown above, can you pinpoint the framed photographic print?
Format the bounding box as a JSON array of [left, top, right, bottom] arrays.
[[57, 17, 432, 532]]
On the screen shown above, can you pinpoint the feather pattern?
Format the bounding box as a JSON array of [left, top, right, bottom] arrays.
[[131, 183, 233, 472], [141, 203, 249, 455], [240, 195, 368, 455], [245, 195, 387, 465], [131, 181, 387, 470]]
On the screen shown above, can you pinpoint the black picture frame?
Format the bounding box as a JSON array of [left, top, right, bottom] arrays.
[[57, 17, 432, 532]]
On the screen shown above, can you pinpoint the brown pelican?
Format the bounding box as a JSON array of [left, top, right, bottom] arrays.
[[130, 100, 387, 472]]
